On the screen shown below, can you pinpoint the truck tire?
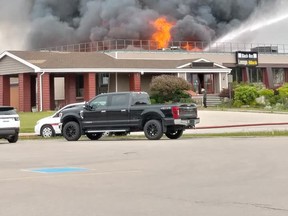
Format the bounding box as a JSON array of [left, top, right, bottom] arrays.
[[63, 121, 81, 141], [86, 133, 102, 140], [165, 129, 184, 139], [144, 119, 163, 140]]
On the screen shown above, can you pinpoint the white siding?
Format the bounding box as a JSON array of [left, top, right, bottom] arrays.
[[0, 56, 34, 75]]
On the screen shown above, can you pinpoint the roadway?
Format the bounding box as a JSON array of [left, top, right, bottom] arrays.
[[1, 137, 288, 216]]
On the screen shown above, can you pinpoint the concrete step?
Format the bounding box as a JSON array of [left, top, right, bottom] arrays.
[[192, 94, 222, 107]]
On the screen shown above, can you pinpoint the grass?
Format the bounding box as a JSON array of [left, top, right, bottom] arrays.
[[19, 111, 54, 133]]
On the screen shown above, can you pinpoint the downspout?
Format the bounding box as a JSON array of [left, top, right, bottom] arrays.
[[39, 71, 45, 111], [115, 72, 118, 92]]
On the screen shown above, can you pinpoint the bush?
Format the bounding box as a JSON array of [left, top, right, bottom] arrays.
[[277, 83, 288, 108], [233, 84, 259, 107], [259, 88, 275, 105], [150, 75, 193, 103]]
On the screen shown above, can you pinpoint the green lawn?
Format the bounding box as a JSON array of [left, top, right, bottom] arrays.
[[19, 111, 54, 133]]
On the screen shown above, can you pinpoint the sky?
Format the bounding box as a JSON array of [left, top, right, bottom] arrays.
[[0, 0, 287, 52]]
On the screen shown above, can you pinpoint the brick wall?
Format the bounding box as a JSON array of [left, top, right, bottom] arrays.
[[129, 73, 141, 91], [37, 73, 51, 111], [0, 75, 10, 106], [65, 74, 76, 104], [84, 72, 96, 101], [18, 73, 31, 112]]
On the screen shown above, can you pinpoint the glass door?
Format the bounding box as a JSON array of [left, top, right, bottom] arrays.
[[204, 74, 214, 94]]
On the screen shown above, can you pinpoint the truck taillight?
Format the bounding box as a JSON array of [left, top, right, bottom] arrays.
[[172, 106, 180, 119]]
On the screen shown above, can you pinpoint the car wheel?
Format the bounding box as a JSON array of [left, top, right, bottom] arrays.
[[7, 134, 19, 143], [165, 129, 184, 139], [41, 125, 55, 138], [62, 121, 81, 141], [86, 133, 102, 140], [144, 119, 163, 140]]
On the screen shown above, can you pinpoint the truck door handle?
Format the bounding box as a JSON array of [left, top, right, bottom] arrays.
[[121, 109, 126, 112], [101, 110, 106, 113]]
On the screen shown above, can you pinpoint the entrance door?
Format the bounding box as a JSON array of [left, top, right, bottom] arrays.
[[192, 74, 214, 94], [203, 74, 214, 94]]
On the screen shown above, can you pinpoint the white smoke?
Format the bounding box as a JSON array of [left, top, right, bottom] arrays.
[[212, 0, 288, 44]]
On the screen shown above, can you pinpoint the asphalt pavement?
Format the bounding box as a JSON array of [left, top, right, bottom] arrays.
[[2, 137, 288, 216]]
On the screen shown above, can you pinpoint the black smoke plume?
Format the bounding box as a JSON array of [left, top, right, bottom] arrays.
[[0, 0, 279, 50]]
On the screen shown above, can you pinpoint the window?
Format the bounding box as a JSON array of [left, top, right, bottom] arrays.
[[131, 93, 151, 105], [272, 68, 285, 87], [248, 67, 263, 83], [76, 74, 84, 97], [98, 73, 109, 94], [89, 95, 108, 109], [231, 67, 243, 83], [110, 94, 129, 107]]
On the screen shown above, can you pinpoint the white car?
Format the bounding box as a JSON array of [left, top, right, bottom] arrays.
[[0, 106, 20, 143], [34, 102, 84, 138]]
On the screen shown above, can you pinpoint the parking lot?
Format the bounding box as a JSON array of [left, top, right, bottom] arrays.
[[1, 137, 288, 216]]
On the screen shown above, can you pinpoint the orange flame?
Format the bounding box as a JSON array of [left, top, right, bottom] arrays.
[[151, 17, 174, 49], [182, 43, 202, 52]]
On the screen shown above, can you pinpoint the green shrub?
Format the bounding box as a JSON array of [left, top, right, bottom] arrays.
[[277, 83, 288, 108], [150, 75, 193, 103], [277, 83, 288, 98], [233, 84, 259, 107]]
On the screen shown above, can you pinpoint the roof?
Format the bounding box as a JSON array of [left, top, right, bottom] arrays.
[[0, 50, 231, 73]]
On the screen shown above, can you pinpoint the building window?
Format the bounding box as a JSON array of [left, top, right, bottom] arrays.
[[76, 74, 84, 98], [231, 67, 243, 83], [248, 67, 263, 83], [272, 68, 285, 87], [98, 73, 110, 94]]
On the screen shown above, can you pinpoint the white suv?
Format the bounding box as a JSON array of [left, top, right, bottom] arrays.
[[0, 106, 20, 143]]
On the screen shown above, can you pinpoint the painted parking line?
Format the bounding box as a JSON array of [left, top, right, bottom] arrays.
[[24, 167, 89, 174]]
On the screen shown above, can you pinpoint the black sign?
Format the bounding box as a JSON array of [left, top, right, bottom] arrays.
[[236, 51, 258, 67]]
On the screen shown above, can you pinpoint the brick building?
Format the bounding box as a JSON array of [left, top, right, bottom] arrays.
[[0, 50, 230, 112], [1, 47, 288, 112]]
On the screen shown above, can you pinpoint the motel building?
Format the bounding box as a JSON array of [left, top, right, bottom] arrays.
[[1, 40, 288, 112]]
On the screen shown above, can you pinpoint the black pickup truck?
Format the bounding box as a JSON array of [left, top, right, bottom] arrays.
[[59, 92, 199, 141]]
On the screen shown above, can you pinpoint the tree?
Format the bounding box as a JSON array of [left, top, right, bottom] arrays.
[[149, 75, 193, 103]]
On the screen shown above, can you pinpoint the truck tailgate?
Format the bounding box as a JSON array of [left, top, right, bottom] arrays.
[[179, 104, 198, 119]]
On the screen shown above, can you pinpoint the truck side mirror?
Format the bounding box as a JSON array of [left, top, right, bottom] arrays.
[[84, 102, 92, 110]]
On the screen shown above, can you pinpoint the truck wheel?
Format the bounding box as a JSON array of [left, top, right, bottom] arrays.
[[86, 133, 102, 140], [63, 121, 81, 141], [144, 119, 163, 140], [165, 129, 184, 139]]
